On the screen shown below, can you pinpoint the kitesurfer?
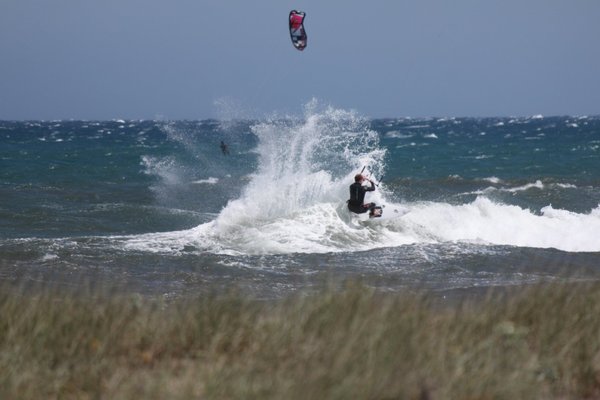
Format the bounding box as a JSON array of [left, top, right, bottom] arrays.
[[220, 141, 229, 155], [347, 174, 381, 217]]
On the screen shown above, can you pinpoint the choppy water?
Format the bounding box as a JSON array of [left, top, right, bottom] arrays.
[[1, 105, 599, 298]]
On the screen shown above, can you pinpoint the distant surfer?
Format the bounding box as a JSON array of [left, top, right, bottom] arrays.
[[347, 174, 382, 218], [220, 141, 229, 155]]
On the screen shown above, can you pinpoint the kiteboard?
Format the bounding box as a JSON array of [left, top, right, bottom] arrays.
[[289, 10, 307, 51], [351, 205, 409, 224]]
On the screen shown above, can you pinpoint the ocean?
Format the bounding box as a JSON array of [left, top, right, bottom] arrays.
[[2, 105, 600, 299]]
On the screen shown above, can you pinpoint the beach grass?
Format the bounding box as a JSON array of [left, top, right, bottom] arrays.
[[2, 281, 600, 399]]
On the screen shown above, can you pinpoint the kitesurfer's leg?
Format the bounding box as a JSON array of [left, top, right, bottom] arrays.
[[348, 203, 368, 214], [365, 202, 376, 215]]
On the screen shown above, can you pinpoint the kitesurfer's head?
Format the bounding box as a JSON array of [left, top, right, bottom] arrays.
[[355, 174, 364, 182]]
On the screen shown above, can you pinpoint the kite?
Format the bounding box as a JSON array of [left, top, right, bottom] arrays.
[[289, 10, 307, 51]]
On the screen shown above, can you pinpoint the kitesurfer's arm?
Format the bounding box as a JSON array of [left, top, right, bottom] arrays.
[[366, 179, 375, 192]]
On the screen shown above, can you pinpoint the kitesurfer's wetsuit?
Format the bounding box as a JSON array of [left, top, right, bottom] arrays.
[[347, 181, 377, 214]]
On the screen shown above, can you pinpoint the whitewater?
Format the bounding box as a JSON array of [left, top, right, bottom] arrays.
[[124, 106, 600, 256], [1, 104, 600, 297]]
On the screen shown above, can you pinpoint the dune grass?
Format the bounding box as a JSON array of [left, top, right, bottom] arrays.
[[2, 281, 600, 399]]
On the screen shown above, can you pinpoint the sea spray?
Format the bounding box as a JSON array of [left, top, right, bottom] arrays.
[[214, 102, 385, 226], [135, 108, 600, 255]]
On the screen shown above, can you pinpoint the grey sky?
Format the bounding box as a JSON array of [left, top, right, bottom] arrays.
[[1, 0, 599, 120]]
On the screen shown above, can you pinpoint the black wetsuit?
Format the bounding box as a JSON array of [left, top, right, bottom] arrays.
[[347, 181, 376, 214]]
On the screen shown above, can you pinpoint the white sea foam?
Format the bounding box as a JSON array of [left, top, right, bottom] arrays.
[[192, 177, 219, 185], [482, 176, 502, 184], [556, 183, 577, 189], [404, 124, 430, 129], [385, 130, 413, 139], [122, 195, 600, 255], [469, 181, 543, 194], [396, 198, 600, 252], [119, 105, 600, 256], [506, 180, 544, 192], [41, 253, 58, 261], [468, 181, 576, 196]]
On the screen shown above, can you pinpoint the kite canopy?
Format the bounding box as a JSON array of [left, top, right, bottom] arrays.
[[289, 10, 307, 51]]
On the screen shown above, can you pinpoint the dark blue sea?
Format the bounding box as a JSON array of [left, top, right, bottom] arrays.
[[2, 105, 600, 298]]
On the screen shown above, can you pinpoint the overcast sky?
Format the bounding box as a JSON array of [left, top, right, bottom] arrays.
[[1, 1, 599, 120]]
